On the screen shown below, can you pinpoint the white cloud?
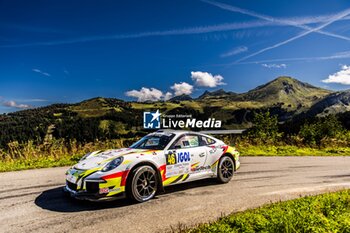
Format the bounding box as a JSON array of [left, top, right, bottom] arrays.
[[125, 87, 164, 102], [322, 65, 350, 85], [32, 68, 51, 77], [221, 46, 248, 58], [171, 82, 194, 96], [3, 100, 31, 109], [191, 71, 225, 87], [164, 92, 173, 101], [262, 63, 287, 69]]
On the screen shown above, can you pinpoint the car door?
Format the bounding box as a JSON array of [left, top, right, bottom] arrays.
[[200, 135, 220, 167], [165, 134, 208, 180]]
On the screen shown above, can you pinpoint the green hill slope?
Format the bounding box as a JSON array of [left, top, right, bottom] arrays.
[[236, 76, 331, 109], [0, 76, 334, 147]]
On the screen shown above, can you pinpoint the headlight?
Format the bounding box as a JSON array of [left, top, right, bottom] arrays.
[[102, 157, 124, 172], [80, 152, 93, 162]]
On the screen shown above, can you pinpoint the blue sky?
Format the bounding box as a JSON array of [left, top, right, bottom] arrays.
[[1, 0, 350, 113]]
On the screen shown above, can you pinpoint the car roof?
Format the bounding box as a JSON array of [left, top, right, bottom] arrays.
[[152, 129, 207, 137], [148, 129, 223, 147]]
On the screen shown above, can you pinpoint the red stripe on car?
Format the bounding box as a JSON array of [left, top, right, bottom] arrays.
[[222, 145, 228, 154], [120, 170, 130, 186], [101, 171, 124, 180], [159, 164, 166, 181]]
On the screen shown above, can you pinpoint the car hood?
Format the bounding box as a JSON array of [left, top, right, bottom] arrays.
[[74, 148, 148, 170]]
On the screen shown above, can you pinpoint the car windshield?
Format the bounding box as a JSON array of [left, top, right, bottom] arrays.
[[130, 133, 175, 150]]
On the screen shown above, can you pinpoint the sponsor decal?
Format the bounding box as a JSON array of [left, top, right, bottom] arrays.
[[66, 170, 80, 183], [165, 163, 190, 178], [191, 165, 211, 173], [177, 151, 191, 162], [143, 109, 221, 129], [99, 187, 121, 194], [108, 188, 121, 193], [99, 188, 109, 194], [166, 151, 191, 165], [67, 174, 78, 183], [208, 147, 217, 154]]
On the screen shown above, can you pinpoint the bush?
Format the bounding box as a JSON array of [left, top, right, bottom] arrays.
[[248, 111, 281, 144], [299, 115, 344, 146]]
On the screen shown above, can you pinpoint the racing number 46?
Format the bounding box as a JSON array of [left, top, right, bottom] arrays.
[[166, 152, 177, 165]]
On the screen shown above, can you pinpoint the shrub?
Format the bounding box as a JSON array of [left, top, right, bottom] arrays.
[[248, 111, 281, 144], [299, 115, 344, 146]]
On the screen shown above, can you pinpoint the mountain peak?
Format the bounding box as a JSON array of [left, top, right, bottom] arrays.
[[239, 76, 331, 108], [272, 76, 295, 82], [269, 76, 316, 88], [198, 89, 236, 100], [211, 88, 226, 95]]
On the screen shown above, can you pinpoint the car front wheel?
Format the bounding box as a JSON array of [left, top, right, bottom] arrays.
[[217, 156, 235, 183], [128, 165, 158, 202]]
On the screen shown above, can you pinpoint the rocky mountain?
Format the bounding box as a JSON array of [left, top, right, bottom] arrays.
[[306, 90, 350, 117], [235, 76, 331, 109], [197, 89, 237, 100], [192, 77, 331, 114]]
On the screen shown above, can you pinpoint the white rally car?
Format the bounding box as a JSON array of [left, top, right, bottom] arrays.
[[64, 130, 240, 202]]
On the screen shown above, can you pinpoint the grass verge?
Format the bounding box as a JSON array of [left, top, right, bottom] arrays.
[[0, 139, 128, 172], [1, 141, 350, 172], [186, 190, 350, 233], [0, 155, 81, 172], [239, 145, 350, 156]]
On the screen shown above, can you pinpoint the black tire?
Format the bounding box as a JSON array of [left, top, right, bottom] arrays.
[[217, 155, 235, 183], [127, 165, 158, 203]]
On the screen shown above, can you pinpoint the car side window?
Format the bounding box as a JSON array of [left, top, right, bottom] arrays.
[[144, 138, 160, 147], [201, 136, 216, 145], [171, 135, 200, 149]]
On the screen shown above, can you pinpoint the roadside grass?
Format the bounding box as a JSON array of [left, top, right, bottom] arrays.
[[184, 190, 350, 233], [0, 155, 80, 172], [0, 139, 129, 172], [1, 138, 350, 172], [238, 145, 350, 156]]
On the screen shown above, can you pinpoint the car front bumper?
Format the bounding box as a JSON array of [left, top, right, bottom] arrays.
[[63, 183, 126, 201]]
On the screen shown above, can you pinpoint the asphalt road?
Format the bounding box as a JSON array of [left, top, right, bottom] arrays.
[[1, 156, 350, 233]]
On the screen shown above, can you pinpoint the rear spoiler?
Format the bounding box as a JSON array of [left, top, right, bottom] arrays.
[[199, 130, 246, 135]]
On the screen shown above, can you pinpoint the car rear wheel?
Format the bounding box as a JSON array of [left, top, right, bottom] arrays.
[[217, 156, 234, 183], [128, 165, 158, 202]]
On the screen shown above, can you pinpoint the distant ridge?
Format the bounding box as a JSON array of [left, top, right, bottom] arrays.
[[169, 94, 193, 102], [198, 89, 236, 100], [2, 76, 338, 129], [5, 75, 350, 146]]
